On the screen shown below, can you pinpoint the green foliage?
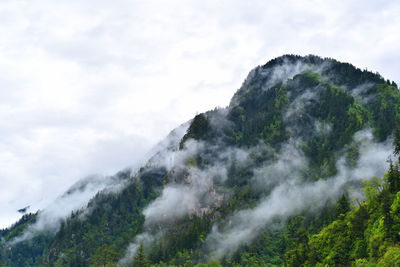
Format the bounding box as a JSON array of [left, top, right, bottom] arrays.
[[25, 168, 164, 266], [91, 244, 118, 266], [335, 194, 350, 218], [286, 154, 400, 266], [133, 243, 149, 267], [180, 114, 210, 148], [377, 246, 400, 266], [3, 55, 400, 267], [366, 83, 400, 141], [305, 82, 369, 169], [387, 158, 400, 194], [394, 124, 400, 157], [226, 85, 289, 147], [362, 177, 383, 203], [148, 215, 212, 265]]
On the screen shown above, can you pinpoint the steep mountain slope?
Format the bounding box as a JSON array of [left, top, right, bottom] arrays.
[[285, 149, 400, 266], [1, 54, 400, 266]]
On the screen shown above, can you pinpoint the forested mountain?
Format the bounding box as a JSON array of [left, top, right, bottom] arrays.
[[1, 55, 400, 266]]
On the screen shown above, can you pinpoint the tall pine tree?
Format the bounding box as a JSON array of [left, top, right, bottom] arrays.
[[132, 243, 148, 267]]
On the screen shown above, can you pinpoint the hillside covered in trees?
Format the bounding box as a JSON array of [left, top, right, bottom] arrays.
[[1, 55, 400, 266]]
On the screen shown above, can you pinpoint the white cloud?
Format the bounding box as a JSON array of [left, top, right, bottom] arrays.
[[1, 0, 400, 228], [205, 130, 393, 259], [8, 174, 122, 244]]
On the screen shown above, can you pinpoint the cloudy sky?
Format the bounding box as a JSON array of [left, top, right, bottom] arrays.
[[0, 0, 399, 228]]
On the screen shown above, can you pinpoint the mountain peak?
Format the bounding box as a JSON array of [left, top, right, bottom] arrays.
[[2, 55, 400, 266], [231, 54, 396, 108]]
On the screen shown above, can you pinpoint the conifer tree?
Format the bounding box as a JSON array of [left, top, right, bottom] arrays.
[[335, 193, 350, 218], [132, 243, 148, 267], [393, 124, 400, 158], [387, 158, 400, 193], [381, 189, 393, 237], [91, 244, 118, 267]]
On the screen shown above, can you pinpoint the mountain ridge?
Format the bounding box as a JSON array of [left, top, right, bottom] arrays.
[[1, 54, 400, 266]]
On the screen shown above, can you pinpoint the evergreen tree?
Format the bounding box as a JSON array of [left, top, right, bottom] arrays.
[[381, 189, 393, 238], [132, 243, 148, 267], [335, 193, 350, 218], [3, 55, 400, 267], [91, 244, 118, 267], [387, 158, 400, 193], [394, 124, 400, 158]]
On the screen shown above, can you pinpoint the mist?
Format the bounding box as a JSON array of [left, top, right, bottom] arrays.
[[7, 174, 127, 245], [119, 233, 155, 266], [119, 135, 259, 264], [119, 61, 395, 263], [119, 125, 392, 264], [204, 129, 392, 259], [4, 59, 395, 266], [4, 121, 191, 246]]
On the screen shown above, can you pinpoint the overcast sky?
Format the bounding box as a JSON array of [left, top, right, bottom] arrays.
[[1, 0, 399, 228]]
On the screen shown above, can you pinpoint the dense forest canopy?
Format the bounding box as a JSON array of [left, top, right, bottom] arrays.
[[1, 54, 400, 266]]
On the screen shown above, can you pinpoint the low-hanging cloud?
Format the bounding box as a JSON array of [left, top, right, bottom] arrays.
[[119, 233, 155, 266], [204, 129, 392, 259], [118, 56, 397, 263], [120, 60, 395, 260], [251, 139, 307, 190], [143, 184, 200, 224], [261, 60, 310, 90], [120, 137, 258, 264], [8, 174, 124, 244], [6, 122, 190, 247], [2, 0, 400, 230], [142, 146, 232, 225]]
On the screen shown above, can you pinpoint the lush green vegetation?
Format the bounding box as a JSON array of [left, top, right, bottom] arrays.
[[285, 133, 400, 266], [1, 55, 400, 266]]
